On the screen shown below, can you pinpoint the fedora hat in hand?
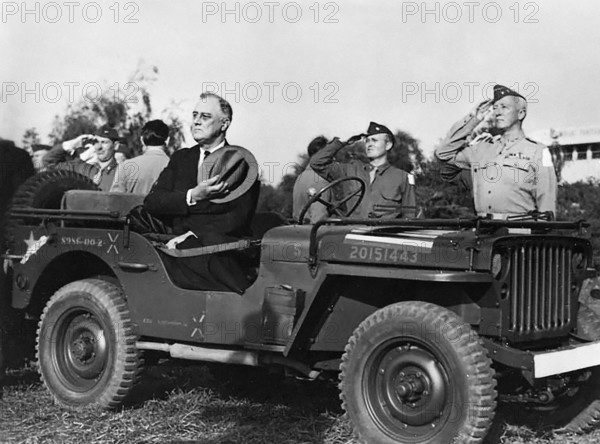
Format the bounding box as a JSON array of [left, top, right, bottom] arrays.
[[198, 145, 259, 203]]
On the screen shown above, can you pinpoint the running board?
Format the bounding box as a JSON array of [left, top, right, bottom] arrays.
[[136, 341, 319, 379]]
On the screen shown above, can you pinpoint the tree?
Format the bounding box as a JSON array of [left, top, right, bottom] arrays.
[[160, 100, 187, 156], [21, 127, 40, 153], [556, 180, 600, 268], [48, 61, 185, 155]]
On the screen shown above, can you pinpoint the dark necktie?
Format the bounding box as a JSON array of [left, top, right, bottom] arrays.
[[197, 149, 211, 184]]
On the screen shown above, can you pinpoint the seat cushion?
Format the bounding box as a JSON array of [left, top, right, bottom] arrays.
[[63, 190, 145, 216]]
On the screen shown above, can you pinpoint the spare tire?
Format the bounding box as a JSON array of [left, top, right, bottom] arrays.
[[3, 170, 98, 251], [11, 169, 98, 210]]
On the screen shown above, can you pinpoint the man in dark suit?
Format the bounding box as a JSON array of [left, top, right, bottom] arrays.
[[144, 92, 259, 293]]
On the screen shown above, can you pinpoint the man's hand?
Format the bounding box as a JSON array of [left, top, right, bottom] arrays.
[[165, 231, 196, 249], [189, 175, 229, 202], [346, 133, 366, 145], [474, 99, 493, 120], [62, 134, 94, 154]]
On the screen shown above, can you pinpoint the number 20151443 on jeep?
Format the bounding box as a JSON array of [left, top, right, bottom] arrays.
[[2, 169, 600, 444]]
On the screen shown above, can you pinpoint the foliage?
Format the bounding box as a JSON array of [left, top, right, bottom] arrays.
[[557, 179, 600, 267], [160, 100, 187, 156], [414, 159, 474, 218], [48, 61, 185, 155], [21, 127, 40, 152]]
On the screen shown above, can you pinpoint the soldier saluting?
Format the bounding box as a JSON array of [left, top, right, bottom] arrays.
[[435, 84, 557, 218], [310, 122, 417, 219]]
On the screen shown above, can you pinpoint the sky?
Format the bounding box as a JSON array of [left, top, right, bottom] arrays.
[[1, 0, 599, 184]]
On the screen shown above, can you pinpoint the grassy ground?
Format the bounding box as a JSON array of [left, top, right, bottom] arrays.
[[2, 362, 600, 444]]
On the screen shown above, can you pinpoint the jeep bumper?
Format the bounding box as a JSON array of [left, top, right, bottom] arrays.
[[483, 338, 600, 379]]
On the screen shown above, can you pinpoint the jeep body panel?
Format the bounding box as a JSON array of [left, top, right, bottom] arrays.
[[7, 212, 593, 360]]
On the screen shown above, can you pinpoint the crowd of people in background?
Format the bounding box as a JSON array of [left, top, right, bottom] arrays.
[[0, 119, 172, 201]]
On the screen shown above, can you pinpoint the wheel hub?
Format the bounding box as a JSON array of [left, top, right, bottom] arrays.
[[70, 335, 95, 362], [395, 371, 426, 400], [59, 313, 108, 381], [370, 345, 448, 428]]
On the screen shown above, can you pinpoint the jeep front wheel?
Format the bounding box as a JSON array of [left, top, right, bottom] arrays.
[[339, 301, 497, 444], [37, 279, 141, 409]]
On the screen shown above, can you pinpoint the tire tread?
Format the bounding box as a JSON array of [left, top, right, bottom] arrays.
[[339, 301, 498, 444], [36, 278, 141, 409]]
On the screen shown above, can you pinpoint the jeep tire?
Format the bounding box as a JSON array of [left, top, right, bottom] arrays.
[[4, 170, 98, 247], [37, 279, 141, 409], [10, 169, 97, 210], [339, 301, 497, 444]]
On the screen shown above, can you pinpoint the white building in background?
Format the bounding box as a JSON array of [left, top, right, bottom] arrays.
[[530, 126, 600, 183]]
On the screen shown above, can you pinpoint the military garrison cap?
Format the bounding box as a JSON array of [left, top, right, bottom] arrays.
[[492, 84, 526, 103], [94, 125, 120, 141], [366, 122, 394, 139]]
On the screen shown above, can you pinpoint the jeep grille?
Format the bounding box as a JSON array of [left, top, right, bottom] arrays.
[[505, 242, 573, 339]]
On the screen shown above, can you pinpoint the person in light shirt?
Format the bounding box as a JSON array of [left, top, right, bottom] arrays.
[[110, 120, 170, 195]]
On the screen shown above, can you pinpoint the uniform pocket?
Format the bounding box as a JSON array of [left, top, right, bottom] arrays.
[[502, 159, 538, 186]]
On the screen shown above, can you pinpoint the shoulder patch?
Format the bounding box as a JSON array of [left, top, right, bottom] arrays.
[[541, 148, 553, 167], [408, 173, 415, 186]]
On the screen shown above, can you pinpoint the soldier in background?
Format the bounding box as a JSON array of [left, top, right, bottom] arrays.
[[30, 144, 51, 171], [292, 136, 332, 223], [43, 126, 120, 191]]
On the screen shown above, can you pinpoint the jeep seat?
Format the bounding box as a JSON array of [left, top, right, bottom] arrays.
[[62, 190, 145, 216]]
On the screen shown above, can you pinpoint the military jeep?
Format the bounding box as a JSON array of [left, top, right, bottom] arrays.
[[3, 170, 600, 444]]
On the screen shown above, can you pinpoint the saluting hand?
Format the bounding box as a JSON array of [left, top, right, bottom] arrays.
[[346, 133, 366, 145], [475, 100, 493, 120]]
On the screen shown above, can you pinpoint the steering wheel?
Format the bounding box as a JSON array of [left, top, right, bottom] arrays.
[[297, 176, 366, 224]]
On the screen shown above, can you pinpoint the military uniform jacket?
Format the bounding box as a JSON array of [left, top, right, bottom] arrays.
[[435, 113, 557, 216], [310, 138, 416, 219], [292, 165, 331, 223]]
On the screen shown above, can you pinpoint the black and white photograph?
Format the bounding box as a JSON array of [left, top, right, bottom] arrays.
[[2, 1, 600, 443]]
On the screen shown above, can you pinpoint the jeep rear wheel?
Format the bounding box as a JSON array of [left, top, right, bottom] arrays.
[[339, 301, 497, 444], [37, 279, 141, 409]]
